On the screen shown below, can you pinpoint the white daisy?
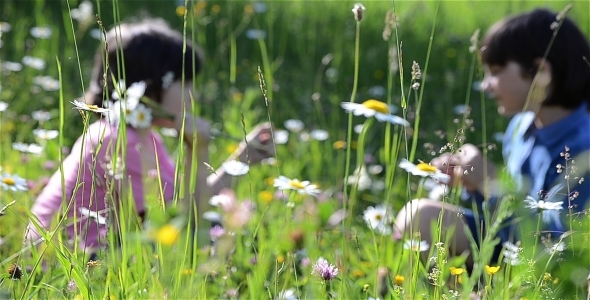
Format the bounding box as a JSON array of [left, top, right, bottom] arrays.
[[502, 241, 522, 266], [31, 110, 51, 122], [0, 22, 11, 33], [112, 81, 146, 106], [399, 159, 450, 184], [341, 99, 410, 127], [78, 208, 107, 225], [276, 288, 298, 300], [363, 204, 394, 235], [298, 131, 310, 142], [0, 101, 7, 112], [345, 165, 372, 191], [1, 61, 22, 72], [222, 160, 250, 176], [70, 1, 94, 24], [284, 119, 304, 133], [22, 56, 46, 70], [33, 129, 59, 140], [30, 26, 52, 39], [71, 100, 111, 113], [127, 103, 152, 129], [209, 194, 232, 207], [354, 124, 364, 134], [273, 130, 289, 144], [274, 176, 321, 197], [161, 71, 175, 89], [310, 129, 329, 141], [33, 75, 60, 91], [524, 196, 563, 211], [403, 239, 430, 252], [160, 128, 179, 137], [547, 241, 566, 255], [12, 142, 43, 154], [368, 164, 383, 175], [0, 172, 28, 192]]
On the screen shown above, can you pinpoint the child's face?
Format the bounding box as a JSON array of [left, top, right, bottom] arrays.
[[157, 80, 199, 127], [481, 61, 533, 116]]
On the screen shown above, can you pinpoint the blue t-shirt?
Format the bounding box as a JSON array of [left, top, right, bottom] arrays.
[[467, 103, 590, 236], [502, 103, 590, 234]]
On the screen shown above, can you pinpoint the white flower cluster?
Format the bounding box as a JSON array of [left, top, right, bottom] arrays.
[[105, 81, 152, 129]]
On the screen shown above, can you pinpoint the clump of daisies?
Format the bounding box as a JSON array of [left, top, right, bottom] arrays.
[[105, 81, 152, 129]]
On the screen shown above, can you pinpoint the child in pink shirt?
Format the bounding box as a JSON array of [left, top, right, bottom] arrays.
[[27, 19, 273, 257]]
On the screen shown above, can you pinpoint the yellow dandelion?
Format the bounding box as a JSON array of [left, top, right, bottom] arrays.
[[232, 92, 243, 102], [226, 144, 238, 154], [333, 140, 347, 150], [175, 6, 187, 17], [258, 190, 273, 204], [450, 267, 465, 276], [193, 1, 206, 15], [243, 4, 253, 15], [211, 4, 221, 15], [352, 269, 365, 277], [277, 255, 285, 264], [394, 275, 405, 286], [485, 265, 500, 275], [543, 272, 552, 281], [154, 224, 180, 246]]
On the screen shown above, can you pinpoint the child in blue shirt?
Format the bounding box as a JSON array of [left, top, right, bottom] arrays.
[[394, 8, 590, 269]]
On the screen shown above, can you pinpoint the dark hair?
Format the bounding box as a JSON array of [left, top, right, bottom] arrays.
[[84, 18, 203, 107], [481, 8, 590, 109]]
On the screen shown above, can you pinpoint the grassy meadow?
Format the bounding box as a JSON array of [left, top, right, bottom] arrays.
[[1, 0, 590, 299]]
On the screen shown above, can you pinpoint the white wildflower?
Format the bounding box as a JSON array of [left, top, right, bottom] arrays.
[[222, 160, 250, 176], [274, 176, 321, 197], [341, 99, 410, 126]]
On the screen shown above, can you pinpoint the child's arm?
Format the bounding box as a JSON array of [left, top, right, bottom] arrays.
[[207, 123, 274, 195], [432, 143, 498, 195]]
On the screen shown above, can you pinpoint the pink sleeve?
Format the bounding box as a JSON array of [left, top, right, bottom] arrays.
[[151, 132, 177, 202], [118, 132, 147, 213]]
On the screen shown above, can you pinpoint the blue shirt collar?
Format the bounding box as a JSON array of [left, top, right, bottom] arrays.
[[533, 102, 589, 146]]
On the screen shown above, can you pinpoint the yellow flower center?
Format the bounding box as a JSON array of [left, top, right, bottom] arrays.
[[375, 214, 382, 221], [2, 177, 15, 186], [485, 265, 500, 275], [138, 113, 145, 121], [289, 180, 305, 189], [394, 275, 405, 286], [416, 163, 437, 173], [450, 267, 465, 276], [362, 99, 389, 114], [88, 104, 100, 111], [155, 224, 180, 246]]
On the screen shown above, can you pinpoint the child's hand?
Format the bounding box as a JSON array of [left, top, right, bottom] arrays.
[[431, 143, 496, 193], [175, 114, 211, 149], [231, 122, 275, 165]]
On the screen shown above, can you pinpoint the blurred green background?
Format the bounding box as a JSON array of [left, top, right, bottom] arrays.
[[1, 0, 588, 157]]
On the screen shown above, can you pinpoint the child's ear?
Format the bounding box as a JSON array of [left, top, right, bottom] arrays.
[[532, 58, 552, 88]]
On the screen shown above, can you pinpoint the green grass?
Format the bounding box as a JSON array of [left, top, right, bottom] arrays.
[[1, 0, 590, 299]]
